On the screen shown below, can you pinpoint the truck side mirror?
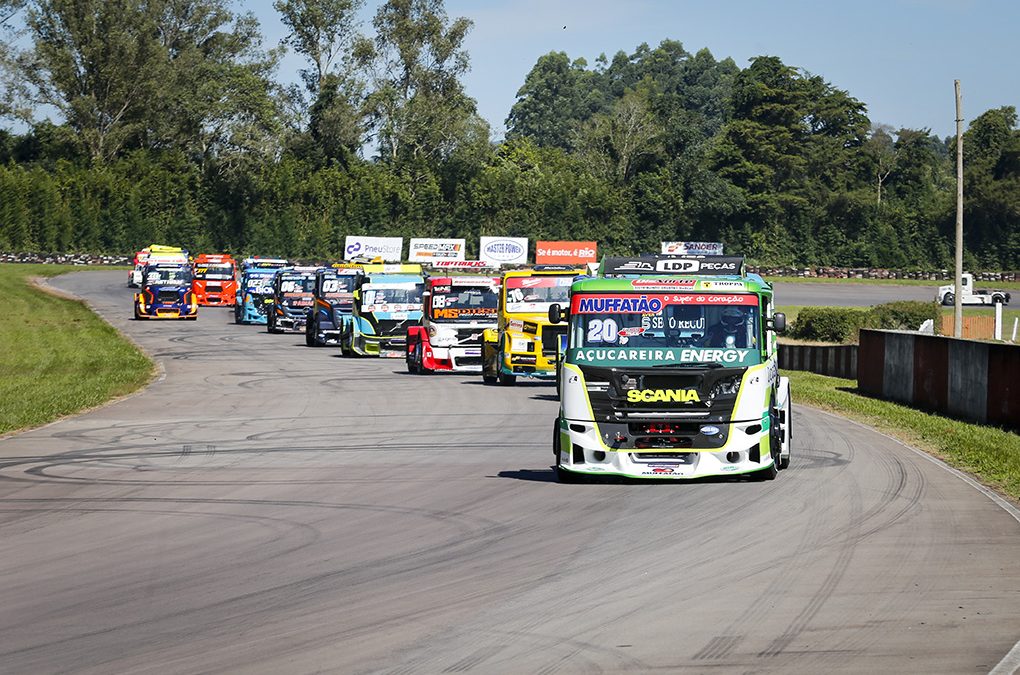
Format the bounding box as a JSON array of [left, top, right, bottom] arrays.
[[770, 313, 787, 333], [549, 304, 564, 324]]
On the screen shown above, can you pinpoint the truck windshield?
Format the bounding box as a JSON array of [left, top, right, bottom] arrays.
[[361, 284, 424, 311], [430, 286, 498, 321], [145, 268, 191, 286], [320, 275, 358, 298], [193, 263, 234, 279], [568, 293, 762, 366], [243, 274, 274, 293], [278, 276, 315, 295], [504, 276, 573, 314]]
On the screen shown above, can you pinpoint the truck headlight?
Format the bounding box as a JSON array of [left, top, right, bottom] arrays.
[[510, 337, 530, 353], [709, 375, 742, 399]]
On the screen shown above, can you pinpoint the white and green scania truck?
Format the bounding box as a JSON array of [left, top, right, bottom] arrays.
[[548, 255, 791, 482]]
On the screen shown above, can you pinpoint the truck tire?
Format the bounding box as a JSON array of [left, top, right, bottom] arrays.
[[942, 292, 954, 306], [498, 372, 517, 386], [993, 294, 1005, 304]]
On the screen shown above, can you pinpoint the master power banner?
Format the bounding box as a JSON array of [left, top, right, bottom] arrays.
[[408, 238, 466, 262], [344, 236, 403, 262], [479, 236, 528, 266], [535, 241, 598, 265], [661, 241, 724, 256]]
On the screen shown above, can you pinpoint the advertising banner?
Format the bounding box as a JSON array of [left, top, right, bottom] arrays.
[[408, 238, 466, 262], [479, 236, 528, 267], [344, 236, 403, 262], [661, 241, 725, 256], [535, 241, 598, 265]]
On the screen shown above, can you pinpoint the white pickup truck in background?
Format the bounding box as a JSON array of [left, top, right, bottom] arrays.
[[937, 273, 1011, 306]]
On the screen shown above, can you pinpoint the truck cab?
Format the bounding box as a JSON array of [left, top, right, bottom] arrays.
[[234, 258, 289, 324], [305, 266, 363, 346], [406, 272, 500, 373], [481, 265, 588, 385], [341, 264, 424, 358], [133, 262, 198, 320], [550, 255, 791, 482], [937, 273, 1010, 306], [129, 245, 186, 288], [267, 267, 320, 333], [191, 254, 237, 306]]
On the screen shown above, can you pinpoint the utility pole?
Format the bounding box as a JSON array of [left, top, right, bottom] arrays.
[[954, 80, 963, 338]]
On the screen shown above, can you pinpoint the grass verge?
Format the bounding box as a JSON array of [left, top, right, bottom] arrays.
[[0, 264, 154, 435], [766, 276, 1020, 290], [789, 370, 1020, 502]]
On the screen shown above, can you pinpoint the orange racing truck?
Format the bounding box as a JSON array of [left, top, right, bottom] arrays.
[[191, 254, 237, 306]]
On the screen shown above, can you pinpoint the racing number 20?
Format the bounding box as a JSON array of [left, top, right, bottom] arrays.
[[587, 318, 619, 343]]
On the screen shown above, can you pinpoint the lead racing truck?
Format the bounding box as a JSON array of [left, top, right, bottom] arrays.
[[406, 264, 500, 373], [549, 255, 791, 482]]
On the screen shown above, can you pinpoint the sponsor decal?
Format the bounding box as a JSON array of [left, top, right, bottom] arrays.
[[510, 354, 538, 365], [631, 279, 696, 290], [480, 236, 528, 266], [535, 240, 597, 265], [573, 293, 757, 314], [433, 307, 496, 319], [344, 235, 403, 262], [626, 389, 701, 404], [521, 321, 539, 335], [573, 348, 754, 364], [432, 260, 488, 269], [698, 280, 746, 290], [408, 238, 466, 262], [720, 466, 739, 472], [699, 425, 721, 435], [661, 241, 725, 256]]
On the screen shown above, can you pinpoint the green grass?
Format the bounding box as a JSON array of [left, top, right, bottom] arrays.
[[0, 264, 154, 435], [789, 371, 1020, 501], [765, 276, 1020, 290]]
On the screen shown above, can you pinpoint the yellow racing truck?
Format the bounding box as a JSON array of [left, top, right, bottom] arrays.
[[481, 265, 588, 385]]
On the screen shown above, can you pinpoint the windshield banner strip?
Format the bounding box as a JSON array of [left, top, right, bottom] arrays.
[[572, 293, 757, 313]]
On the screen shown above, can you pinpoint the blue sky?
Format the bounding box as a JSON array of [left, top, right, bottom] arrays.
[[256, 0, 1019, 139]]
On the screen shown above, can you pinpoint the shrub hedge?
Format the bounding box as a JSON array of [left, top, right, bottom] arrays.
[[790, 301, 941, 343]]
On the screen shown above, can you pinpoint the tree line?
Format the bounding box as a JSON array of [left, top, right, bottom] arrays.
[[0, 0, 1017, 268]]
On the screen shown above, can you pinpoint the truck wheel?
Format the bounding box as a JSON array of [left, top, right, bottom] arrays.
[[993, 294, 1004, 304], [498, 372, 517, 386], [482, 372, 497, 385], [942, 292, 954, 306]]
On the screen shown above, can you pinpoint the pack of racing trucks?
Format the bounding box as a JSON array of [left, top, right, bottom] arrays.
[[405, 269, 501, 373], [547, 254, 792, 483], [234, 258, 290, 324], [133, 260, 198, 320], [190, 254, 237, 306], [267, 266, 321, 333], [341, 264, 424, 357]]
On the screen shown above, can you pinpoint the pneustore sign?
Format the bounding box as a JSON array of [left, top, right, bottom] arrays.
[[408, 238, 465, 261], [480, 236, 528, 266], [344, 236, 403, 262]]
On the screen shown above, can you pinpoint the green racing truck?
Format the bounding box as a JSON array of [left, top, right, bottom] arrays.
[[548, 255, 791, 482]]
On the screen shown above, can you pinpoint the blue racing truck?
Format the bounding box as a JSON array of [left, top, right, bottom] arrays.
[[133, 261, 198, 320], [234, 258, 289, 324], [341, 264, 424, 357], [305, 265, 363, 346]]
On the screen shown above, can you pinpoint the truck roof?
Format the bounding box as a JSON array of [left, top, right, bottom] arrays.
[[502, 266, 587, 279], [571, 274, 770, 294]]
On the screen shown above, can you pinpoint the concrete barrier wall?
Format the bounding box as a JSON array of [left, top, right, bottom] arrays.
[[858, 329, 1020, 430], [779, 344, 857, 379]]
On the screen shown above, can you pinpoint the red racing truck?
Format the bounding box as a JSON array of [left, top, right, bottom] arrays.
[[406, 269, 501, 374], [191, 254, 237, 306]]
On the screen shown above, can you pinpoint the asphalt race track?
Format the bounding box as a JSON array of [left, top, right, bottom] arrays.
[[771, 281, 937, 307], [0, 271, 1018, 674]]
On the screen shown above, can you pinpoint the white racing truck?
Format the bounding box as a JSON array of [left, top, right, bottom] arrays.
[[937, 273, 1011, 306]]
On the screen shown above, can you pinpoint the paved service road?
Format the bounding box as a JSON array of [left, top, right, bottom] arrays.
[[0, 271, 1017, 674], [771, 281, 937, 307]]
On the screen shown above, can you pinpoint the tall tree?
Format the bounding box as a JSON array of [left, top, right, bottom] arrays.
[[365, 0, 482, 164], [0, 0, 29, 122], [505, 51, 603, 149]]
